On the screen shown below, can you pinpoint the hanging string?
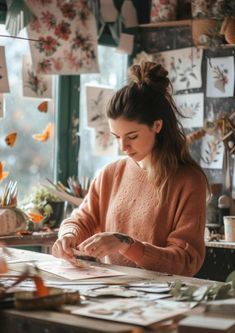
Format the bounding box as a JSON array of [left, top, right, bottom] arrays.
[[0, 34, 39, 42]]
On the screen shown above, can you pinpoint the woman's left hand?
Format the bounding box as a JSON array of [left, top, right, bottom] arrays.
[[78, 232, 134, 258]]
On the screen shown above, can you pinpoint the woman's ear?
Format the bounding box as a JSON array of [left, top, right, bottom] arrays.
[[153, 120, 163, 134]]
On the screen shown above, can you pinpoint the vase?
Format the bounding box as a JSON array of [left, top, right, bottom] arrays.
[[220, 17, 235, 44], [192, 19, 217, 46], [150, 0, 178, 23]]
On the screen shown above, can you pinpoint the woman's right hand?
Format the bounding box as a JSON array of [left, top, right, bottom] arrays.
[[52, 235, 77, 260]]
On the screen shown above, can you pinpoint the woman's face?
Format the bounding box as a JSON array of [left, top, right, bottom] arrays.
[[109, 117, 162, 166]]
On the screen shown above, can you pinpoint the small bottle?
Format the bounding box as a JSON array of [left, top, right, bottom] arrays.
[[218, 194, 230, 226], [206, 183, 222, 225]]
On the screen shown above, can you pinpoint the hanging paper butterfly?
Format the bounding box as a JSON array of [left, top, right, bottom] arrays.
[[5, 132, 17, 147], [0, 161, 9, 182], [27, 211, 44, 223], [37, 101, 48, 113], [32, 122, 53, 142]]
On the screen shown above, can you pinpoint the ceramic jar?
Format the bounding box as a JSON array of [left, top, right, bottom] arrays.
[[150, 0, 178, 23], [220, 17, 235, 45]]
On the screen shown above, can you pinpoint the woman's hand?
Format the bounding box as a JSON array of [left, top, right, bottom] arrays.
[[52, 234, 77, 260], [78, 232, 134, 258]]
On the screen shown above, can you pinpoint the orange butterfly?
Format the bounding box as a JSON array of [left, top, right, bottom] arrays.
[[37, 101, 48, 113], [5, 132, 17, 147], [32, 122, 53, 142], [0, 161, 9, 182], [27, 212, 44, 223]]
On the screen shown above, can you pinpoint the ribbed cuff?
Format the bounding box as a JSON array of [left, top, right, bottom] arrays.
[[119, 240, 145, 263]]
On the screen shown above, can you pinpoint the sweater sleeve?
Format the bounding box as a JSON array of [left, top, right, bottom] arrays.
[[121, 173, 207, 277], [58, 176, 101, 243]]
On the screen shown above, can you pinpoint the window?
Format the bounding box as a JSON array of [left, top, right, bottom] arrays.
[[79, 45, 128, 179], [0, 25, 56, 202]]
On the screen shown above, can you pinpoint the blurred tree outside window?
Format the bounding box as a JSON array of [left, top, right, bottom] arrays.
[[0, 24, 56, 203], [79, 45, 128, 180]]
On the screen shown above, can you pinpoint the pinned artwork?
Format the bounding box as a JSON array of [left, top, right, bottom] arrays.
[[116, 33, 134, 55], [120, 0, 138, 28], [200, 133, 224, 169], [86, 85, 118, 156], [23, 56, 52, 98], [0, 94, 4, 118], [206, 56, 234, 98], [26, 0, 98, 75], [0, 46, 10, 93], [174, 93, 204, 128], [152, 47, 203, 92]]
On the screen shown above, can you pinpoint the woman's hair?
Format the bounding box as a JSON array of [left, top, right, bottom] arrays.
[[107, 61, 209, 203]]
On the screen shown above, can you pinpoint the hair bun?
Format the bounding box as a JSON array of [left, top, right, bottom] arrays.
[[129, 61, 170, 93]]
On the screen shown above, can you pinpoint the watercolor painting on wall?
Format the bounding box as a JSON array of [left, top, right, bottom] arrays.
[[200, 133, 224, 169], [0, 46, 10, 93], [152, 47, 203, 92], [86, 85, 118, 156], [22, 56, 53, 98], [206, 56, 234, 98], [174, 93, 204, 128], [27, 0, 98, 75]]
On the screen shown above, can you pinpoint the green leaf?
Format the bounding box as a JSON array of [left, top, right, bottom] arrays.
[[226, 271, 235, 289]]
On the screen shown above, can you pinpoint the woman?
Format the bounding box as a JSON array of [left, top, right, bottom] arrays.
[[52, 62, 209, 276]]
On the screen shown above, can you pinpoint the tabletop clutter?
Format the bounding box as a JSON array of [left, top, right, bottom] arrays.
[[0, 248, 235, 332]]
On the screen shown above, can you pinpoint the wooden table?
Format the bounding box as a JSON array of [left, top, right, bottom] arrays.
[[0, 248, 231, 333], [0, 230, 58, 247]]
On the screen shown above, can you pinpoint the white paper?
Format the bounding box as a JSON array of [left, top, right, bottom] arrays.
[[86, 85, 118, 156], [206, 56, 234, 98], [200, 133, 224, 169], [116, 33, 134, 55], [22, 56, 53, 98], [36, 259, 126, 280], [174, 93, 204, 128], [0, 46, 10, 93], [0, 94, 5, 118], [121, 1, 138, 28], [99, 0, 118, 22], [27, 0, 99, 75], [72, 299, 188, 326], [152, 47, 203, 92]]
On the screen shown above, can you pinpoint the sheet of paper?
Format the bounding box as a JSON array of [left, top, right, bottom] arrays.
[[72, 299, 189, 326], [36, 259, 126, 280]]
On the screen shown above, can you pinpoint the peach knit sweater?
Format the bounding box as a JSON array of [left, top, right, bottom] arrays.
[[59, 158, 207, 276]]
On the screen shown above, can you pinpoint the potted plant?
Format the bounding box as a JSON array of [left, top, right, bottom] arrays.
[[23, 186, 64, 230]]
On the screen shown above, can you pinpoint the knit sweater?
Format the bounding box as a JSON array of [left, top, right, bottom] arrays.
[[59, 157, 207, 277]]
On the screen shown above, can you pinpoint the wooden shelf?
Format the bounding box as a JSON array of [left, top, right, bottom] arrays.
[[139, 19, 192, 28]]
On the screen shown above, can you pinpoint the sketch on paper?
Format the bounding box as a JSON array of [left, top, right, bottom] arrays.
[[206, 56, 234, 98], [174, 93, 204, 128], [152, 47, 203, 91], [36, 259, 125, 280], [0, 94, 4, 118], [200, 133, 224, 169], [23, 56, 52, 98], [86, 85, 118, 156], [72, 299, 188, 326], [27, 0, 98, 75], [0, 46, 10, 93]]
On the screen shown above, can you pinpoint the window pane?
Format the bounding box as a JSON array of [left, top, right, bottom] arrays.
[[0, 25, 56, 202], [79, 45, 128, 179]]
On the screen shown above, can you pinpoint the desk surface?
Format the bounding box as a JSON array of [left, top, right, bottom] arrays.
[[0, 248, 220, 333], [0, 230, 58, 246]]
